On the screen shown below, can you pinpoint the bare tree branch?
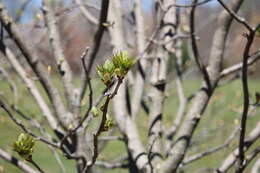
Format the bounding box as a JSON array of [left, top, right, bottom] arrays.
[[161, 0, 213, 9], [130, 0, 147, 118], [0, 0, 259, 173], [42, 0, 75, 113], [220, 50, 260, 77], [59, 52, 93, 151], [147, 0, 180, 169], [0, 41, 59, 131], [95, 160, 128, 169], [78, 46, 90, 108], [215, 121, 260, 173], [182, 126, 239, 166], [84, 79, 124, 172], [251, 156, 260, 173], [12, 107, 67, 173], [0, 99, 59, 148], [73, 0, 98, 25], [239, 146, 260, 172], [86, 0, 110, 73], [217, 0, 253, 32], [108, 1, 150, 171], [0, 3, 71, 129], [235, 27, 257, 173], [189, 0, 211, 89], [0, 148, 39, 173], [160, 0, 244, 172], [0, 64, 18, 105], [165, 42, 187, 149], [14, 0, 32, 23]]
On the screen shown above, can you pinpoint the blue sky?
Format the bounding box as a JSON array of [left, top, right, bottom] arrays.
[[4, 0, 218, 22], [141, 0, 218, 11], [14, 0, 156, 22], [142, 0, 153, 11]]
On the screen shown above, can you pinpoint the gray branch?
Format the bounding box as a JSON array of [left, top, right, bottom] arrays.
[[160, 0, 244, 172], [0, 148, 39, 173]]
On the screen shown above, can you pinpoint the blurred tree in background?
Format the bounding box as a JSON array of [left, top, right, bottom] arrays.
[[0, 0, 259, 173]]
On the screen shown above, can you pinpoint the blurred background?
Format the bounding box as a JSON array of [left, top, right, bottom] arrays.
[[0, 0, 259, 173], [1, 0, 260, 75]]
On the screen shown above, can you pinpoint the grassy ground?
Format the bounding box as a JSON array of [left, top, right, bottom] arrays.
[[0, 77, 259, 173]]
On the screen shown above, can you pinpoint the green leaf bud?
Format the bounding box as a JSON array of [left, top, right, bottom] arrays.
[[96, 60, 115, 86], [12, 133, 35, 161], [91, 106, 99, 117], [102, 114, 114, 132], [111, 51, 135, 78]]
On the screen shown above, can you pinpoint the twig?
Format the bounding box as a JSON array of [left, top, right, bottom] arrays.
[[87, 0, 110, 73], [220, 50, 260, 78], [160, 0, 245, 172], [0, 3, 71, 129], [60, 53, 93, 149], [252, 155, 260, 173], [87, 97, 110, 170], [98, 136, 124, 141], [0, 100, 59, 149], [73, 0, 98, 25], [95, 160, 128, 169], [235, 27, 257, 173], [55, 2, 100, 17], [215, 121, 260, 173], [84, 79, 124, 172], [78, 46, 90, 105], [161, 0, 213, 10], [239, 146, 260, 172], [147, 34, 192, 46], [165, 39, 187, 148], [0, 41, 60, 132], [182, 126, 239, 166], [12, 106, 67, 173], [14, 0, 32, 23], [42, 0, 75, 111], [29, 158, 45, 173], [0, 65, 18, 105], [81, 82, 116, 131], [190, 0, 211, 90], [130, 0, 147, 118], [0, 148, 39, 173], [217, 0, 253, 32]]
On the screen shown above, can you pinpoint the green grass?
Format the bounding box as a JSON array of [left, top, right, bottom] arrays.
[[0, 76, 259, 173]]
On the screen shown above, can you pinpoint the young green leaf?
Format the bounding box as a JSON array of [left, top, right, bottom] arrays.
[[112, 51, 135, 78], [91, 106, 99, 117], [12, 133, 35, 161], [96, 60, 115, 86]]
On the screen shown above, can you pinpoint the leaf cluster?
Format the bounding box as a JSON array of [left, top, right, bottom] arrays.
[[102, 117, 114, 132], [12, 133, 35, 161], [97, 51, 135, 85]]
